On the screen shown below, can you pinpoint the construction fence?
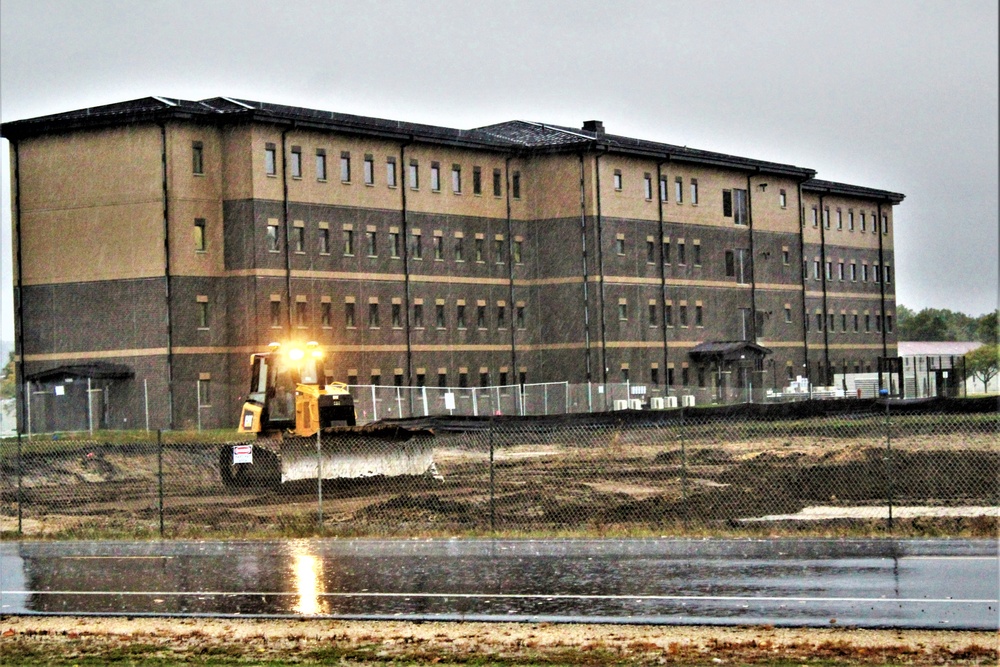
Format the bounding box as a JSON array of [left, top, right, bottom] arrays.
[[1, 397, 996, 539]]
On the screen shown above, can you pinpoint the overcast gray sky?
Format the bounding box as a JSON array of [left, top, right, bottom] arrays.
[[1, 0, 997, 343]]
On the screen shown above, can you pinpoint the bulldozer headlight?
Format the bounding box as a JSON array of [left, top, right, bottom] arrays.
[[288, 347, 305, 361]]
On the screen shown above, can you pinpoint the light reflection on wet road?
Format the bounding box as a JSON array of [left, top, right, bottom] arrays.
[[1, 539, 996, 629]]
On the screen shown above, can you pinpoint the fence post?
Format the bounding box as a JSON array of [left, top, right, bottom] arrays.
[[17, 431, 22, 535], [680, 407, 688, 529], [157, 430, 164, 537], [317, 427, 323, 532], [371, 385, 378, 422], [489, 416, 495, 534], [881, 389, 893, 532]]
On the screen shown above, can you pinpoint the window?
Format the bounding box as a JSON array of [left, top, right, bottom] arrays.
[[659, 176, 668, 202], [618, 300, 628, 321], [391, 303, 402, 328], [472, 166, 482, 195], [343, 229, 355, 255], [496, 304, 506, 328], [290, 146, 302, 178], [494, 237, 504, 263], [646, 239, 655, 264], [475, 237, 484, 262], [513, 239, 523, 264], [885, 265, 892, 283], [459, 371, 468, 388], [366, 230, 377, 257], [615, 236, 625, 255], [416, 372, 426, 387], [674, 177, 683, 202], [389, 231, 400, 258], [194, 218, 206, 252], [850, 263, 857, 281], [695, 304, 703, 327], [651, 366, 659, 385], [477, 305, 486, 328], [197, 300, 209, 329], [411, 231, 422, 259], [480, 371, 490, 388], [782, 248, 790, 265], [811, 207, 818, 226], [662, 239, 670, 264], [613, 169, 623, 191], [667, 367, 675, 385], [498, 371, 508, 387], [270, 300, 281, 327], [828, 313, 835, 331], [435, 303, 445, 328], [512, 171, 521, 199], [837, 209, 843, 230], [841, 313, 847, 331], [665, 303, 673, 326], [516, 305, 525, 328], [433, 234, 444, 260], [648, 302, 657, 326], [192, 141, 204, 175], [644, 173, 653, 200], [690, 179, 698, 205], [340, 152, 351, 182], [876, 314, 882, 332], [265, 144, 277, 176], [677, 241, 686, 265], [455, 236, 464, 262], [296, 301, 308, 328], [825, 261, 832, 280], [865, 313, 871, 332], [887, 315, 894, 332], [493, 168, 502, 197], [881, 215, 889, 235], [693, 244, 701, 266], [452, 165, 461, 193], [873, 264, 880, 283], [779, 189, 787, 208], [345, 302, 355, 328], [430, 162, 441, 191], [785, 306, 792, 323], [860, 212, 866, 232], [316, 149, 327, 181], [816, 313, 823, 330], [293, 226, 304, 253], [387, 157, 398, 187], [823, 207, 830, 228], [438, 372, 447, 388], [697, 366, 706, 387], [679, 304, 688, 327], [862, 264, 869, 282], [813, 259, 820, 280], [725, 250, 735, 277], [413, 303, 424, 328], [681, 366, 689, 386], [409, 160, 419, 189], [848, 210, 854, 231], [853, 314, 859, 332], [321, 302, 332, 328], [267, 223, 280, 252], [457, 304, 466, 329], [319, 226, 329, 254], [838, 261, 844, 281], [371, 372, 381, 386], [364, 155, 374, 185], [722, 189, 748, 225], [368, 302, 379, 328]]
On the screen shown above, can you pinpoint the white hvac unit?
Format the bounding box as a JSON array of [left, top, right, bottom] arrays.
[[650, 397, 665, 409], [665, 396, 678, 408], [612, 399, 629, 411], [628, 399, 643, 410], [681, 395, 696, 407]]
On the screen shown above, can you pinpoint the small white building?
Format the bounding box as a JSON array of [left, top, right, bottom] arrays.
[[898, 342, 995, 397]]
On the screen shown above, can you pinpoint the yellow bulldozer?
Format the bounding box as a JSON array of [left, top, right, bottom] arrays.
[[221, 341, 436, 488]]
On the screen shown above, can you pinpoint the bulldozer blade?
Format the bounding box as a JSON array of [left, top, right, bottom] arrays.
[[278, 427, 437, 483]]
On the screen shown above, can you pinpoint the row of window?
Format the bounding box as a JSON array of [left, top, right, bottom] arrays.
[[347, 369, 527, 389], [809, 206, 889, 235], [807, 258, 893, 284], [808, 311, 895, 334]]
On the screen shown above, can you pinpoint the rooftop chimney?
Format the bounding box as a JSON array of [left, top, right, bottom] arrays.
[[582, 120, 605, 135]]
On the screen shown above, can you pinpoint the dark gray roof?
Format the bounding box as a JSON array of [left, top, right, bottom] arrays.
[[688, 341, 773, 360], [27, 362, 134, 382], [2, 96, 906, 195]]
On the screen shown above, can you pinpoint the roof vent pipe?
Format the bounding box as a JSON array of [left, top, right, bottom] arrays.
[[582, 120, 605, 135]]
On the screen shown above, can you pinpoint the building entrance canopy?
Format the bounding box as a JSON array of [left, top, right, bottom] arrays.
[[688, 341, 773, 363]]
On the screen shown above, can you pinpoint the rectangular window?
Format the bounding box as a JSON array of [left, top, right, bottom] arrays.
[[812, 207, 818, 226], [674, 177, 683, 203], [838, 262, 844, 281], [319, 227, 329, 254], [457, 304, 466, 329], [681, 366, 689, 386], [293, 226, 304, 253], [493, 168, 502, 197], [480, 371, 490, 388], [782, 248, 790, 265], [615, 236, 625, 255], [409, 160, 419, 189], [885, 265, 892, 283], [881, 215, 889, 235], [695, 304, 703, 327], [665, 303, 673, 326], [513, 239, 523, 264], [679, 304, 688, 327], [841, 313, 847, 331], [693, 244, 701, 266], [411, 232, 422, 259], [364, 155, 374, 185], [646, 240, 655, 264], [722, 190, 732, 217], [433, 234, 444, 260], [823, 207, 830, 229], [663, 240, 670, 264], [477, 305, 486, 328], [496, 305, 506, 328], [416, 373, 426, 387], [387, 157, 398, 187], [366, 231, 377, 257], [192, 141, 204, 175], [828, 313, 835, 331], [345, 302, 355, 328], [455, 236, 464, 262], [876, 314, 882, 332], [613, 169, 623, 191], [368, 302, 379, 328], [494, 238, 504, 263], [475, 237, 484, 262], [785, 306, 792, 323], [296, 301, 308, 328], [459, 372, 468, 388], [850, 263, 857, 281], [270, 300, 281, 327], [413, 303, 424, 328], [516, 305, 525, 329], [343, 229, 354, 255], [512, 171, 521, 199], [316, 149, 327, 181], [860, 212, 866, 232], [618, 301, 628, 321], [389, 231, 400, 258], [813, 260, 820, 280], [451, 165, 461, 193], [473, 166, 482, 195], [371, 372, 381, 386], [648, 302, 657, 326], [430, 162, 441, 191], [340, 152, 351, 182], [644, 173, 653, 200], [194, 218, 206, 251], [779, 189, 787, 208], [267, 223, 280, 252], [677, 241, 686, 265], [321, 302, 332, 328], [862, 264, 869, 282], [435, 303, 445, 328], [853, 314, 859, 332], [865, 313, 871, 332], [733, 189, 748, 225], [197, 300, 209, 329], [290, 146, 302, 178], [887, 315, 893, 332], [725, 250, 735, 277], [659, 176, 668, 202], [438, 372, 447, 388], [816, 313, 823, 330], [848, 211, 854, 231], [837, 209, 843, 230], [265, 144, 277, 176], [825, 261, 832, 280], [690, 179, 698, 205], [392, 303, 402, 328]]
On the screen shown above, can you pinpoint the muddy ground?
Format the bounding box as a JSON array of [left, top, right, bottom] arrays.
[[1, 424, 997, 538]]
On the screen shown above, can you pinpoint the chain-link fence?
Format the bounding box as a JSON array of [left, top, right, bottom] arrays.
[[2, 397, 996, 539]]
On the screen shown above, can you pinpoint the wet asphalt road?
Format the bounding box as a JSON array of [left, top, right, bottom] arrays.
[[1, 539, 996, 629]]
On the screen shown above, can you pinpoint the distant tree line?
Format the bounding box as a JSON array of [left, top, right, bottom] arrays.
[[897, 306, 998, 344]]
